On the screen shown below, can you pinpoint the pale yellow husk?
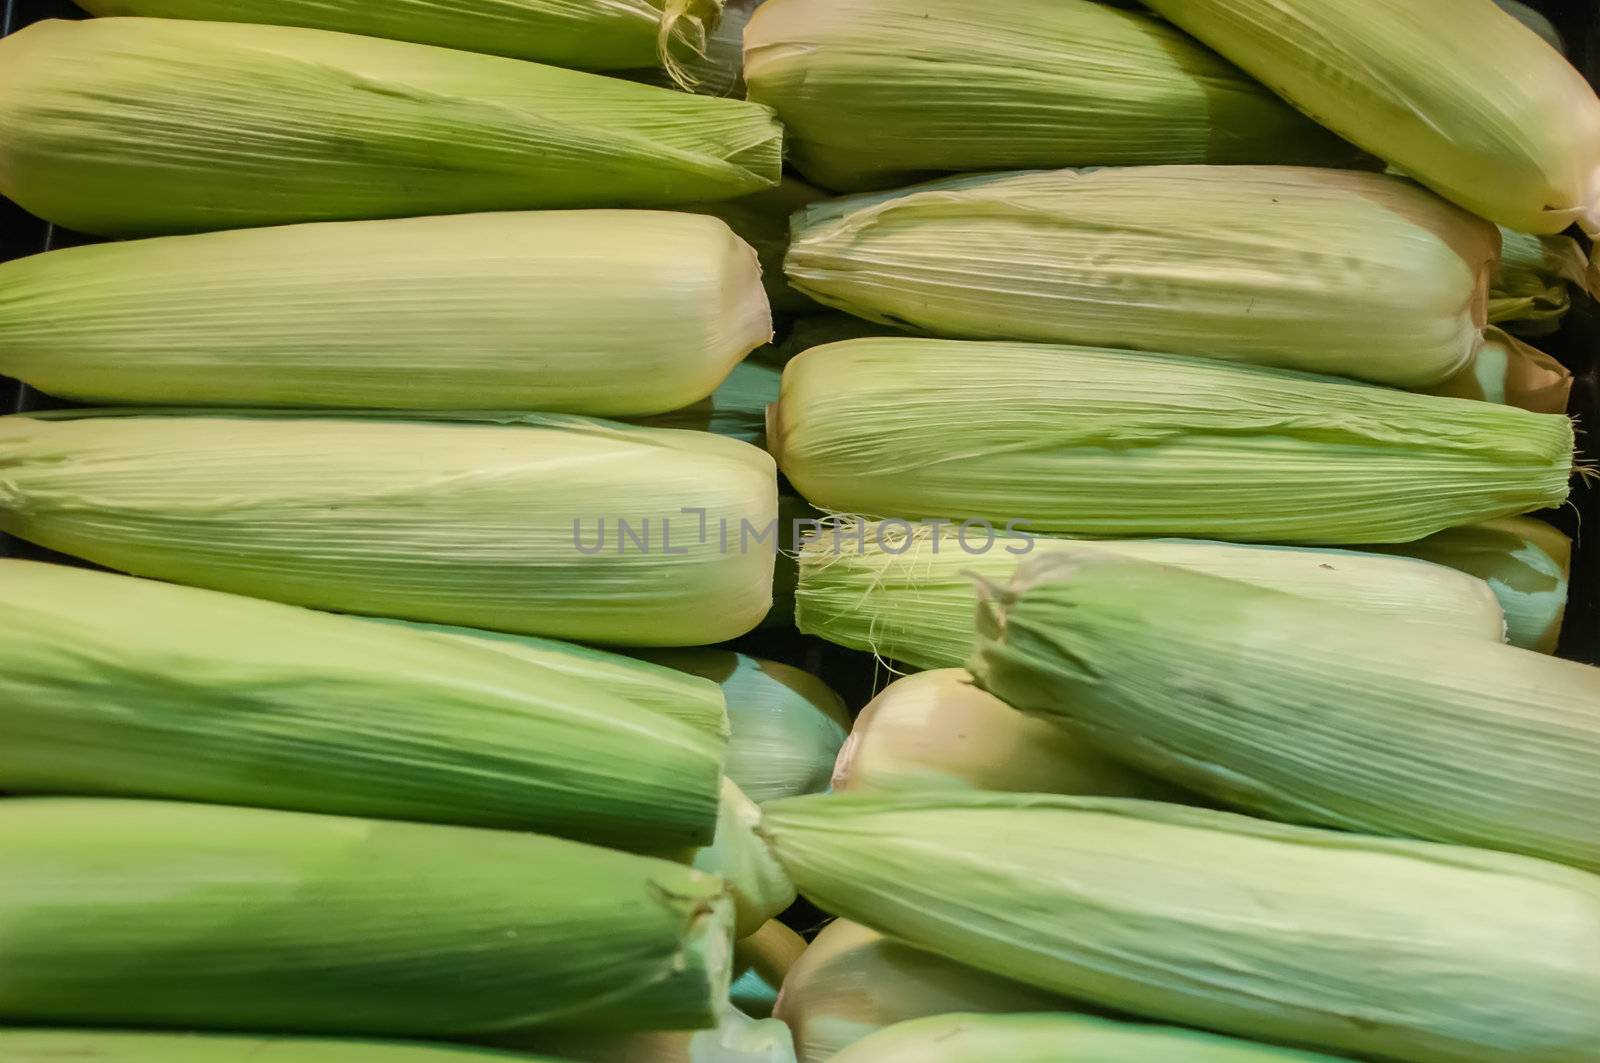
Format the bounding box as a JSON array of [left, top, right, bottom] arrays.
[[1489, 228, 1596, 337], [796, 520, 1505, 671], [0, 410, 778, 646], [731, 921, 807, 1020], [773, 919, 1072, 1063], [0, 211, 771, 415], [1142, 0, 1600, 235], [515, 1005, 797, 1063], [785, 167, 1498, 389], [763, 791, 1600, 1063], [971, 551, 1600, 872], [834, 669, 1192, 801], [679, 778, 797, 938]]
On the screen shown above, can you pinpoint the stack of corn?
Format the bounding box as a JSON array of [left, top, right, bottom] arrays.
[[1, 0, 1599, 1060]]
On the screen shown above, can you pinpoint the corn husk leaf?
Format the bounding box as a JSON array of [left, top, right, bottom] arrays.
[[627, 0, 757, 98], [644, 650, 849, 803], [744, 0, 1363, 192], [1424, 328, 1571, 413], [1496, 0, 1567, 54], [519, 1005, 796, 1063], [72, 0, 723, 71], [0, 18, 783, 236], [0, 409, 778, 646], [832, 1013, 1349, 1063], [1489, 228, 1596, 335], [0, 559, 724, 849], [1368, 516, 1572, 654], [1143, 0, 1600, 235], [0, 211, 770, 415], [835, 669, 1193, 801], [771, 338, 1574, 544], [762, 791, 1600, 1063], [797, 520, 1505, 671], [0, 798, 733, 1036], [773, 919, 1072, 1063], [0, 1030, 549, 1062], [675, 778, 796, 939], [731, 921, 807, 1019], [787, 167, 1497, 388], [971, 551, 1600, 872]]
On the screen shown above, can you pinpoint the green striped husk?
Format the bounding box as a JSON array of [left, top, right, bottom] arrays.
[[0, 409, 778, 646], [0, 18, 782, 236], [0, 1030, 545, 1062], [0, 798, 733, 1037], [771, 338, 1573, 544], [796, 519, 1505, 671], [762, 792, 1600, 1063], [743, 0, 1362, 193], [0, 559, 723, 849], [0, 211, 771, 415], [970, 551, 1600, 872], [784, 167, 1497, 389], [73, 0, 721, 71], [831, 1014, 1348, 1063]]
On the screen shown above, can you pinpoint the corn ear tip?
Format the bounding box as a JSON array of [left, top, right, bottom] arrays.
[[658, 0, 722, 92]]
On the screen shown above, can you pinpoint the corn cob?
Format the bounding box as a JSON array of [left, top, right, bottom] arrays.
[[1142, 0, 1600, 235], [0, 211, 769, 415], [1367, 516, 1572, 653], [0, 798, 732, 1036], [773, 919, 1070, 1063], [785, 167, 1497, 389], [0, 559, 723, 848], [834, 670, 1187, 801], [831, 1013, 1351, 1063], [796, 520, 1505, 671], [644, 650, 850, 803], [0, 410, 777, 646], [762, 791, 1600, 1063], [0, 1030, 548, 1062], [0, 18, 782, 236], [771, 339, 1574, 544], [71, 0, 722, 70], [971, 551, 1600, 872], [743, 0, 1362, 192]]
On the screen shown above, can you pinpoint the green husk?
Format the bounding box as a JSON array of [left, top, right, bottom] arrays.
[[0, 798, 733, 1036], [372, 618, 730, 738], [683, 778, 797, 938], [691, 178, 827, 316], [1368, 516, 1572, 654], [635, 360, 783, 446], [1495, 0, 1567, 54], [773, 919, 1071, 1063], [0, 1030, 547, 1062], [1489, 228, 1596, 336], [0, 410, 778, 646], [731, 921, 807, 1019], [771, 338, 1574, 544], [0, 18, 782, 236], [0, 559, 724, 849], [0, 211, 770, 414], [970, 552, 1600, 872], [519, 1005, 796, 1063], [834, 669, 1190, 801], [785, 167, 1498, 388], [762, 791, 1600, 1063], [644, 650, 849, 803], [71, 0, 723, 70], [796, 520, 1506, 671], [743, 0, 1363, 192], [1142, 0, 1600, 235], [830, 1014, 1349, 1063]]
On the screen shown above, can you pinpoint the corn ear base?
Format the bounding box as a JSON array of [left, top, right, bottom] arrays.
[[744, 0, 1363, 192], [762, 791, 1600, 1063], [0, 1030, 550, 1062], [772, 339, 1574, 544], [645, 650, 849, 803], [0, 410, 778, 646], [0, 798, 733, 1036], [1424, 329, 1572, 413], [0, 560, 724, 848], [796, 520, 1506, 671], [1368, 516, 1571, 654], [681, 778, 797, 939], [1142, 0, 1600, 235], [1489, 228, 1595, 335], [0, 18, 782, 236], [971, 552, 1600, 872], [835, 669, 1187, 801], [785, 167, 1497, 388], [773, 919, 1071, 1063]]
